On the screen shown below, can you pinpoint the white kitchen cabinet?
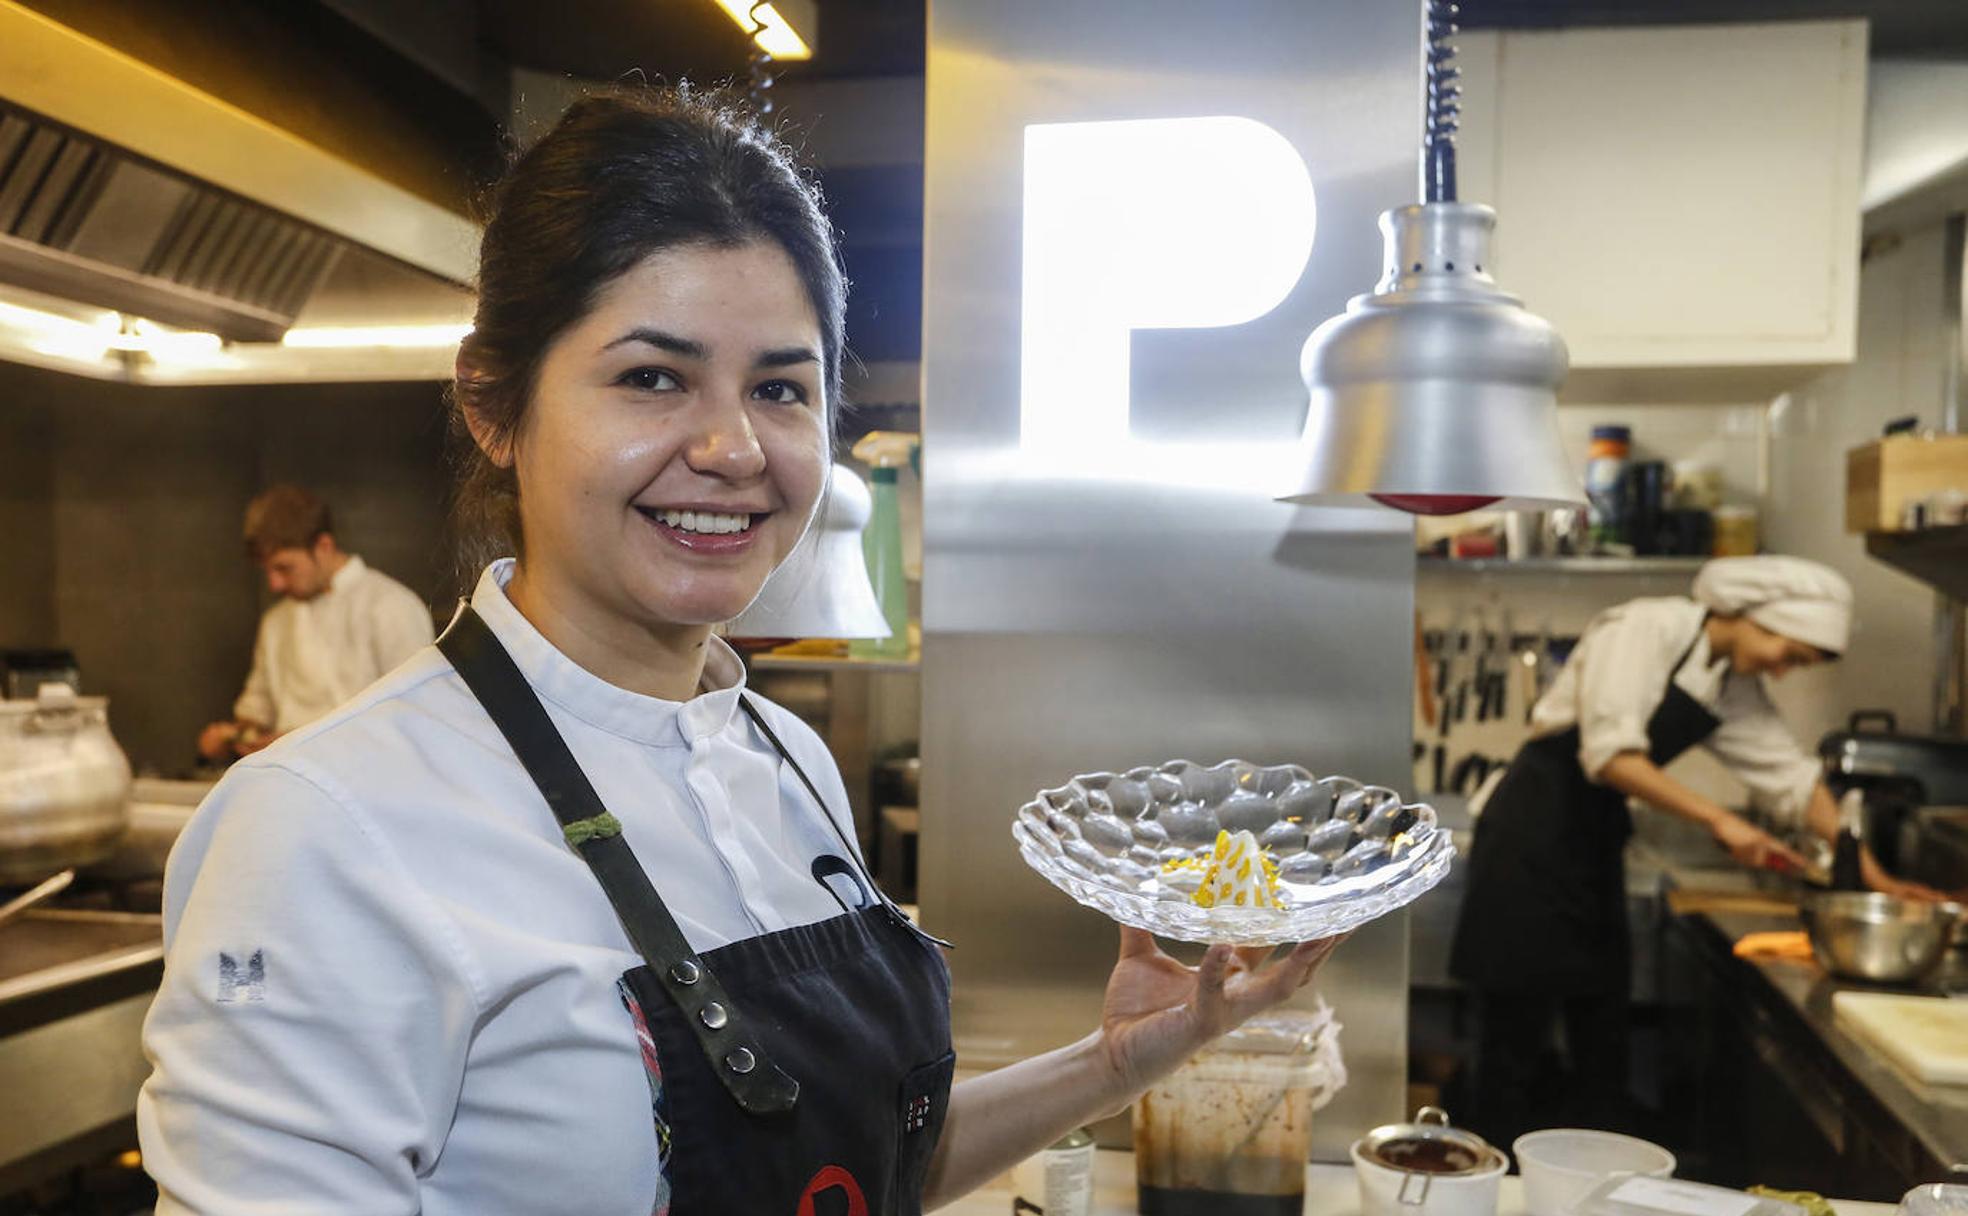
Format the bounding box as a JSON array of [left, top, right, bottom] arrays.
[[1454, 20, 1866, 374]]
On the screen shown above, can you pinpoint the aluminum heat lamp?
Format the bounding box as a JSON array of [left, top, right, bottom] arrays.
[[725, 464, 892, 641], [1278, 0, 1582, 515]]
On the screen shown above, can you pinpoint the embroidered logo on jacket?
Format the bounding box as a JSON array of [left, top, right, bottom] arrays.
[[217, 950, 266, 1004]]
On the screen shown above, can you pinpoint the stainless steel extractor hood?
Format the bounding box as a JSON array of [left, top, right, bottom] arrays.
[[0, 99, 353, 344], [0, 0, 477, 382]]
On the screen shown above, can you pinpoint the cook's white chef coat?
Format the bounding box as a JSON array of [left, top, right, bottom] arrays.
[[232, 555, 435, 734], [1530, 596, 1822, 829], [140, 560, 865, 1216]]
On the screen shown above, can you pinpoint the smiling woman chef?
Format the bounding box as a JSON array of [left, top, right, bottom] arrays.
[[135, 89, 1341, 1215], [1450, 555, 1942, 1151]]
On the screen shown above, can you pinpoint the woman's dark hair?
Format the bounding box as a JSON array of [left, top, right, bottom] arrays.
[[449, 85, 846, 579]]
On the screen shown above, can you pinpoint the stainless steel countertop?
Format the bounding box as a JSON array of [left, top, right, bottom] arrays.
[[1687, 904, 1968, 1178], [945, 1155, 1900, 1216], [0, 909, 163, 1012]]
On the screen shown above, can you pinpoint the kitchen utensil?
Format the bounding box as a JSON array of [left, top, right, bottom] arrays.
[[1013, 760, 1454, 946], [1352, 1107, 1505, 1216], [1569, 1175, 1805, 1216], [1833, 991, 1968, 1084], [0, 684, 132, 884], [1513, 1129, 1675, 1216], [1134, 1006, 1344, 1216], [1799, 891, 1957, 984], [0, 867, 73, 930]]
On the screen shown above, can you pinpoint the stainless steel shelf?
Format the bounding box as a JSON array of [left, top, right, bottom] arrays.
[[1418, 556, 1707, 575], [1865, 525, 1968, 601]]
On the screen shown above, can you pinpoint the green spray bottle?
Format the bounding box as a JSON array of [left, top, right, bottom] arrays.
[[848, 431, 916, 659]]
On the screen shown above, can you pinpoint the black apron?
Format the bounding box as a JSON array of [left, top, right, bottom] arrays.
[[439, 607, 954, 1216], [1450, 624, 1721, 995]]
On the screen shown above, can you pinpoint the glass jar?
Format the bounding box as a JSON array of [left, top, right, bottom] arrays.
[[1712, 505, 1759, 557]]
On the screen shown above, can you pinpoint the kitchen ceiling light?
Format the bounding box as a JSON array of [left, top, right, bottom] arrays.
[[1278, 0, 1582, 515], [280, 324, 472, 350], [712, 0, 816, 62]]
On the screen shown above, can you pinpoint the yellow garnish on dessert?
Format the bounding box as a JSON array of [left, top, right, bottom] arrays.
[[1192, 829, 1281, 909]]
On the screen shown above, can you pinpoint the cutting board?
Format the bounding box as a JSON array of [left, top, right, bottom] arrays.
[[1833, 991, 1968, 1085]]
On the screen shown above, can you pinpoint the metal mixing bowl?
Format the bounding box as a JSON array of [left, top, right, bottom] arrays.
[[1800, 891, 1960, 984]]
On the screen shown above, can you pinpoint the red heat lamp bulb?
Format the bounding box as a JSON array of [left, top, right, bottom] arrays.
[[1369, 493, 1504, 516]]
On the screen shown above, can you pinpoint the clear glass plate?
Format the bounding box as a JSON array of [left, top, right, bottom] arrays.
[[1013, 759, 1455, 946]]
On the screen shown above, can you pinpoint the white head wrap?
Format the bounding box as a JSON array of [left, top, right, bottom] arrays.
[[1691, 555, 1853, 655]]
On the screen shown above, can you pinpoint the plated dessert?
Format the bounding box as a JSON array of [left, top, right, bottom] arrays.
[[1012, 759, 1455, 945]]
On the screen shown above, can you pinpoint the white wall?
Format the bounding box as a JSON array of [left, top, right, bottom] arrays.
[[1763, 220, 1953, 739], [1865, 60, 1968, 213]]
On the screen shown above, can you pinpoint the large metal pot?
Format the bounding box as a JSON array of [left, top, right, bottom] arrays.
[[1800, 891, 1959, 984], [0, 685, 132, 883]]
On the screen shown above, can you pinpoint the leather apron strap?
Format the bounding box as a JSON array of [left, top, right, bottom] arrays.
[[738, 697, 952, 951], [438, 606, 799, 1115]]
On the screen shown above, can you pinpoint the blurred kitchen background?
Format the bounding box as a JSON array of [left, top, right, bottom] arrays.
[[4, 0, 1968, 1212]]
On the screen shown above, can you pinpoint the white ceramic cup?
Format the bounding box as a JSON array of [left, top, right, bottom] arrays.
[[1513, 1129, 1676, 1216], [1351, 1137, 1508, 1216]]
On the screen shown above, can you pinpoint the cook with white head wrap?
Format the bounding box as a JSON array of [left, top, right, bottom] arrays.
[[1692, 555, 1853, 657], [1452, 550, 1938, 1150]]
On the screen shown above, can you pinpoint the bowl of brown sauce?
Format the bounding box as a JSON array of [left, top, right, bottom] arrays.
[[1351, 1107, 1506, 1216]]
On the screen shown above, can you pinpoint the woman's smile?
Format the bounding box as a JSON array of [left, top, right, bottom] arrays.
[[633, 503, 770, 555]]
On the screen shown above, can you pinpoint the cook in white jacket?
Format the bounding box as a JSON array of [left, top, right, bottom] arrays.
[[197, 484, 433, 760], [1449, 555, 1942, 1152], [139, 87, 1344, 1216]]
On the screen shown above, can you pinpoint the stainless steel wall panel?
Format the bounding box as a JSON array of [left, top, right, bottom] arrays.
[[922, 0, 1423, 1160]]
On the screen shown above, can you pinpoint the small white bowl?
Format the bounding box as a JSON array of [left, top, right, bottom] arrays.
[[1513, 1129, 1675, 1216], [1352, 1138, 1508, 1216]]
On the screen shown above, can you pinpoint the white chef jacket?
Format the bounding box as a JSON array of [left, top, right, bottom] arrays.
[[1529, 596, 1823, 829], [232, 555, 435, 734], [140, 560, 866, 1216]]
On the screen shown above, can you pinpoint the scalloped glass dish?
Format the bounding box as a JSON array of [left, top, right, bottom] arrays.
[[1013, 759, 1455, 946]]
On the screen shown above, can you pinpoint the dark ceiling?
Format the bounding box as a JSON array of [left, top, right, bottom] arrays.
[[464, 1, 1968, 83], [472, 0, 925, 83]]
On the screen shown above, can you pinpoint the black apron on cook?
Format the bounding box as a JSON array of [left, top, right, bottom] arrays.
[[1449, 624, 1721, 995], [438, 607, 954, 1216]]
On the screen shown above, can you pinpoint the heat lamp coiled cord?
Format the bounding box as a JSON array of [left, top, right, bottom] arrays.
[[746, 2, 778, 115], [1424, 0, 1461, 203]]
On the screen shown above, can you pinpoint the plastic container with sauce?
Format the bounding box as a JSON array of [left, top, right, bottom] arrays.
[[1567, 1174, 1804, 1216], [1132, 1008, 1343, 1216]]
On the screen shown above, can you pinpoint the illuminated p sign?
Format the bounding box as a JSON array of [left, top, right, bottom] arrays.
[[1021, 117, 1317, 459]]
